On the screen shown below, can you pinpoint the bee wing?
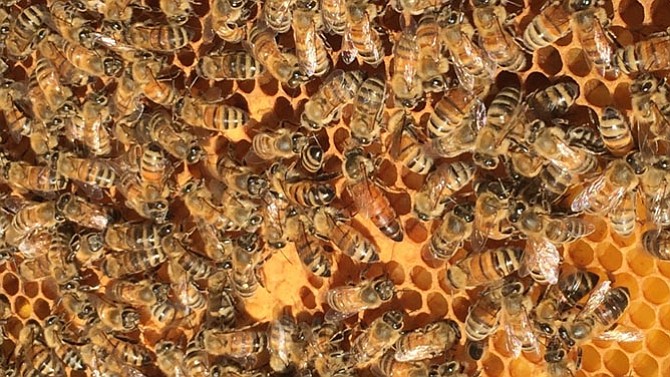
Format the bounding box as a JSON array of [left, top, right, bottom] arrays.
[[522, 237, 560, 285], [579, 280, 612, 319], [341, 27, 358, 64], [571, 174, 625, 214], [324, 308, 356, 323], [300, 23, 319, 76], [574, 14, 617, 78], [122, 366, 149, 377], [501, 304, 538, 357], [394, 343, 436, 362], [646, 181, 670, 228], [596, 325, 644, 343]]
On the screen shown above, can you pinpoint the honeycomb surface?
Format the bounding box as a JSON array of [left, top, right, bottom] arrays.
[[2, 0, 670, 376]]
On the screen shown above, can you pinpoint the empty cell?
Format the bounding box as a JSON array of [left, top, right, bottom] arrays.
[[611, 230, 637, 249], [386, 261, 406, 285], [40, 280, 59, 301], [604, 349, 630, 376], [642, 276, 670, 304], [619, 338, 643, 353], [410, 266, 432, 291], [378, 159, 398, 187], [426, 292, 448, 318], [509, 357, 533, 377], [628, 301, 655, 330], [536, 46, 563, 76], [34, 298, 50, 320], [491, 332, 512, 357], [482, 354, 505, 377], [398, 290, 422, 312], [299, 286, 316, 309], [388, 191, 411, 216], [633, 354, 659, 377], [619, 0, 645, 27], [451, 296, 471, 323], [613, 82, 632, 111], [658, 260, 670, 279], [660, 304, 670, 330], [333, 128, 350, 154], [585, 215, 608, 242], [646, 329, 670, 357], [22, 281, 39, 298], [405, 218, 428, 244], [2, 273, 18, 296], [568, 240, 595, 267], [401, 170, 425, 191], [627, 249, 655, 276], [581, 345, 602, 372], [584, 79, 612, 107], [652, 0, 670, 28], [598, 243, 623, 271], [564, 49, 590, 78]]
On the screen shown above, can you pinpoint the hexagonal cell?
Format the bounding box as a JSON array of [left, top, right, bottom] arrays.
[[585, 215, 608, 242], [401, 170, 426, 191], [451, 296, 471, 323], [633, 353, 659, 377], [611, 230, 637, 249], [523, 72, 551, 94], [598, 243, 623, 272], [646, 329, 670, 357], [535, 46, 563, 76], [581, 344, 602, 372], [2, 274, 18, 297], [386, 260, 406, 285], [378, 159, 398, 187], [509, 357, 533, 377], [583, 79, 612, 107], [603, 349, 630, 376], [642, 276, 670, 304], [652, 0, 670, 29], [565, 48, 591, 77], [299, 286, 316, 309], [398, 290, 423, 312], [613, 82, 632, 110], [619, 0, 645, 27], [6, 317, 21, 340], [619, 338, 644, 353], [426, 292, 448, 319], [405, 218, 429, 244], [659, 304, 670, 330], [568, 240, 595, 267], [626, 249, 655, 277], [14, 296, 30, 319], [410, 266, 432, 291], [482, 353, 505, 377], [628, 301, 655, 330], [34, 298, 51, 320], [23, 281, 39, 298]]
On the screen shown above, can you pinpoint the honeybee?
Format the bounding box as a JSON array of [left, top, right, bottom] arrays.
[[73, 92, 114, 157], [87, 326, 153, 367], [56, 193, 112, 231], [544, 337, 582, 377], [213, 156, 268, 199], [571, 0, 618, 78], [202, 327, 268, 360], [48, 33, 123, 78], [447, 247, 524, 289], [103, 221, 173, 252], [324, 276, 395, 322], [4, 201, 63, 246], [529, 82, 580, 118], [533, 269, 600, 333], [608, 190, 637, 237], [0, 79, 32, 139], [5, 5, 49, 60], [37, 37, 89, 86], [106, 278, 168, 307], [160, 0, 192, 24], [321, 0, 347, 34], [390, 21, 423, 109], [599, 106, 634, 156], [342, 0, 384, 66], [0, 157, 67, 195], [60, 289, 96, 322], [250, 128, 323, 173], [386, 110, 434, 175], [394, 319, 461, 362], [141, 110, 203, 164], [90, 295, 141, 333], [531, 125, 599, 176], [118, 172, 170, 223], [285, 212, 332, 277], [230, 232, 264, 297], [167, 259, 207, 313], [150, 301, 179, 326], [111, 69, 144, 118], [21, 227, 78, 285], [522, 0, 572, 51], [248, 21, 305, 87], [351, 310, 404, 366], [311, 206, 380, 263], [197, 51, 265, 81], [343, 148, 403, 241], [416, 12, 449, 92], [121, 22, 190, 52], [293, 0, 331, 77], [269, 162, 336, 208], [571, 158, 638, 214], [301, 69, 365, 130], [138, 143, 172, 191], [174, 95, 250, 133], [615, 30, 670, 74], [629, 74, 670, 140], [428, 84, 485, 139], [207, 271, 237, 328], [155, 341, 188, 377], [464, 281, 517, 347], [540, 162, 576, 199], [371, 352, 428, 377], [101, 247, 168, 278], [204, 0, 250, 43], [559, 282, 642, 347], [426, 203, 474, 261], [413, 161, 476, 221], [43, 315, 86, 371], [17, 323, 66, 377], [471, 0, 527, 72], [268, 315, 309, 372], [165, 239, 216, 281], [262, 0, 293, 33], [55, 152, 117, 189], [35, 57, 74, 111], [350, 77, 386, 145], [182, 332, 210, 376], [642, 228, 670, 260], [181, 178, 240, 231], [497, 281, 538, 357]]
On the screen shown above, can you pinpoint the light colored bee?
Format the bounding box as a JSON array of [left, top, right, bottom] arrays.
[[203, 327, 268, 361], [325, 276, 395, 322], [160, 0, 192, 24], [599, 106, 634, 156], [155, 341, 189, 377], [350, 77, 387, 145], [615, 28, 670, 74], [529, 82, 580, 118], [301, 69, 365, 130], [6, 5, 49, 60], [351, 310, 404, 366], [293, 0, 331, 77], [248, 21, 305, 87], [447, 247, 524, 289], [471, 0, 527, 72], [197, 51, 265, 81], [571, 158, 638, 215], [416, 11, 449, 92], [386, 110, 434, 175], [428, 84, 485, 139], [425, 203, 474, 261], [571, 0, 619, 79], [204, 0, 250, 43], [522, 0, 572, 51], [174, 95, 250, 133], [342, 0, 384, 66], [268, 315, 309, 372], [321, 0, 347, 34], [394, 319, 461, 362], [413, 161, 476, 221], [390, 20, 423, 109]]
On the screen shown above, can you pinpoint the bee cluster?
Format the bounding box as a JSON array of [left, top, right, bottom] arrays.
[[0, 0, 668, 375]]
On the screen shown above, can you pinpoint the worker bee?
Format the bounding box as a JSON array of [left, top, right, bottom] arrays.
[[321, 0, 347, 34], [230, 232, 265, 297], [90, 295, 141, 333], [447, 247, 524, 289], [141, 109, 204, 164], [531, 124, 600, 176], [55, 152, 117, 190], [35, 57, 74, 112], [498, 281, 538, 357], [101, 247, 168, 278], [37, 36, 89, 86], [529, 82, 580, 118], [293, 0, 331, 77], [43, 315, 85, 371], [17, 322, 66, 377], [571, 158, 638, 214], [428, 84, 485, 139], [118, 172, 170, 223], [204, 0, 250, 43], [544, 337, 582, 377], [285, 212, 332, 277], [301, 69, 365, 130], [642, 228, 670, 260], [413, 161, 476, 221], [207, 271, 237, 328], [629, 74, 670, 140], [174, 95, 250, 133], [105, 278, 168, 307], [168, 259, 207, 313], [394, 319, 461, 362], [464, 281, 518, 348], [324, 275, 395, 322], [155, 341, 189, 377], [349, 77, 386, 145], [203, 327, 267, 360], [181, 178, 244, 232], [342, 0, 384, 66], [103, 221, 173, 252], [343, 148, 404, 241], [386, 110, 434, 175], [416, 11, 449, 92], [471, 179, 517, 250], [56, 193, 112, 231], [5, 5, 49, 60], [182, 332, 210, 376], [425, 203, 474, 261], [248, 21, 305, 88], [48, 33, 123, 78], [160, 0, 192, 24], [269, 162, 336, 208], [150, 300, 179, 326], [213, 155, 268, 198], [471, 0, 527, 72], [117, 21, 190, 52], [522, 0, 572, 51], [559, 282, 642, 347], [533, 269, 600, 333], [87, 326, 153, 367], [571, 0, 619, 78], [599, 106, 634, 156], [197, 51, 265, 81], [250, 128, 323, 173], [69, 92, 113, 157], [60, 288, 96, 323], [0, 79, 32, 139], [390, 20, 423, 109], [268, 315, 309, 372], [111, 69, 143, 118], [4, 200, 64, 246], [371, 352, 428, 377], [138, 143, 172, 191], [311, 206, 380, 263], [0, 156, 66, 195], [618, 31, 670, 74], [608, 190, 637, 237], [350, 310, 404, 366], [263, 0, 293, 33]]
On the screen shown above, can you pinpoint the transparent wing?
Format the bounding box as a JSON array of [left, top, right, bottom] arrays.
[[301, 25, 318, 76], [579, 280, 611, 319], [571, 174, 625, 214], [341, 27, 358, 64], [523, 237, 560, 285], [596, 325, 644, 343], [324, 309, 356, 323]]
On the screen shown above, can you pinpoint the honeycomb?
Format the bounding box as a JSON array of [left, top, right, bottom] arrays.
[[2, 0, 670, 375]]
